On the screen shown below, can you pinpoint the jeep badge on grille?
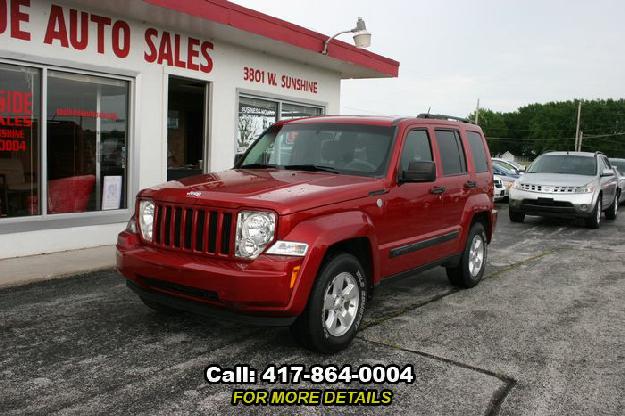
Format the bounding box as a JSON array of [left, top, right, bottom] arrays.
[[187, 191, 201, 197]]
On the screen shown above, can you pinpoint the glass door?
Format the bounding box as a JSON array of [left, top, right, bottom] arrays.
[[166, 76, 208, 181]]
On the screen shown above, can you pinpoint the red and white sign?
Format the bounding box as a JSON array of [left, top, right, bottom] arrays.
[[0, 0, 215, 73], [0, 89, 32, 151]]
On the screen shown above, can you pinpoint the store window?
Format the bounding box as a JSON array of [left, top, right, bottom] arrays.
[[281, 102, 323, 120], [47, 72, 129, 213], [0, 61, 130, 221], [0, 64, 41, 218], [237, 95, 323, 155]]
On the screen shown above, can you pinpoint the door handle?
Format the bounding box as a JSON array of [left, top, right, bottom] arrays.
[[464, 180, 477, 189], [430, 186, 446, 195]]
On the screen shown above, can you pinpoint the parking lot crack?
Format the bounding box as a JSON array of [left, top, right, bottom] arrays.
[[358, 337, 517, 416]]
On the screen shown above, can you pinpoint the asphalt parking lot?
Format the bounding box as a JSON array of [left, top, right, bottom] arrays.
[[1, 205, 625, 415]]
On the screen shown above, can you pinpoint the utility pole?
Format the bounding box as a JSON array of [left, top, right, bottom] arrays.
[[475, 98, 480, 124], [577, 131, 584, 152], [574, 101, 582, 151]]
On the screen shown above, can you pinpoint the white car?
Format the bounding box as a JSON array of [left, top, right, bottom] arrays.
[[493, 158, 524, 174], [509, 151, 619, 228], [494, 175, 507, 201], [608, 158, 625, 204]]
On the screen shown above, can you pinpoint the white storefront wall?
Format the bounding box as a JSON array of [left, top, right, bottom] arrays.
[[0, 0, 341, 258]]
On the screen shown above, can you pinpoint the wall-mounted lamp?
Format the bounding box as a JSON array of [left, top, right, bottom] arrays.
[[322, 17, 371, 55]]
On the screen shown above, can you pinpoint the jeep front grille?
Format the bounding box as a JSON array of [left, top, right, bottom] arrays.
[[520, 183, 576, 193], [152, 203, 234, 256]]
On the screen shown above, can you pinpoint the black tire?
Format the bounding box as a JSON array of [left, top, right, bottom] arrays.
[[509, 210, 525, 223], [140, 297, 180, 314], [606, 194, 618, 220], [446, 223, 488, 288], [290, 253, 367, 353], [585, 198, 602, 229]]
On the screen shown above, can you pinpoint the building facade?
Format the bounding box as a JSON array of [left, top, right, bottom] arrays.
[[0, 0, 398, 258]]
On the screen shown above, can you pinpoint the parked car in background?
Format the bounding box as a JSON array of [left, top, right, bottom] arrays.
[[608, 158, 625, 204], [493, 175, 507, 201], [509, 151, 619, 228], [493, 158, 525, 174], [492, 164, 519, 201], [117, 114, 498, 352]]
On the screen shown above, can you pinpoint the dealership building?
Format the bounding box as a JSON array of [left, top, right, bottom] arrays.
[[0, 0, 398, 259]]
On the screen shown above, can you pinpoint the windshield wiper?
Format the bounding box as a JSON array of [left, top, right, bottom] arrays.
[[239, 163, 276, 169], [283, 164, 340, 173]]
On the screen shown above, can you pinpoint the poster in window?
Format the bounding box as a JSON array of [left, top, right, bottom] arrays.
[[167, 110, 179, 129], [101, 175, 122, 210]]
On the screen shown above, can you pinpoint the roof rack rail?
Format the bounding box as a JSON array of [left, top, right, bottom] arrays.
[[416, 114, 472, 123], [594, 151, 605, 155]]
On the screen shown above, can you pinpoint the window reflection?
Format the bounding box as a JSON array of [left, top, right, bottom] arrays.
[[0, 64, 40, 218], [47, 71, 128, 213], [237, 96, 277, 154]]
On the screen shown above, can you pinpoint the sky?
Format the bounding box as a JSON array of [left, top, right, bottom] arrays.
[[234, 0, 625, 117]]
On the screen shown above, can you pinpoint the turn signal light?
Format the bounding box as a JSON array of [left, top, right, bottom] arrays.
[[290, 266, 301, 289]]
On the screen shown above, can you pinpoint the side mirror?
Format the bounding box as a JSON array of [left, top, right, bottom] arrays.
[[400, 161, 436, 183], [601, 168, 614, 177]]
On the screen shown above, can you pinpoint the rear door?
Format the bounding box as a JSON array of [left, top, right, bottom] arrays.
[[600, 156, 618, 205], [431, 128, 472, 251], [465, 130, 493, 201]]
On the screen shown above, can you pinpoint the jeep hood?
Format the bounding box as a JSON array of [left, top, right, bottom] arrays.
[[141, 169, 383, 215], [519, 173, 595, 187]]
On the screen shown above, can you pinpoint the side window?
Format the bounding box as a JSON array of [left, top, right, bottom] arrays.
[[599, 157, 609, 173], [466, 131, 489, 173], [400, 130, 433, 172], [435, 130, 467, 176]]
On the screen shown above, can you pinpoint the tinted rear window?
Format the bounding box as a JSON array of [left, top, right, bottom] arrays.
[[435, 130, 467, 175], [467, 131, 489, 173]]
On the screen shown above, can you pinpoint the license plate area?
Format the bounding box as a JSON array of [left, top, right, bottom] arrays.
[[537, 197, 554, 205]]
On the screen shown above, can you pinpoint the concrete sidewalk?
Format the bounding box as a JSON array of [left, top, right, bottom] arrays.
[[0, 246, 116, 288]]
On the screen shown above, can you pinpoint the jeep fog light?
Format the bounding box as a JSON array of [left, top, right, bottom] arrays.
[[139, 200, 155, 241], [235, 211, 276, 259], [266, 241, 309, 257]]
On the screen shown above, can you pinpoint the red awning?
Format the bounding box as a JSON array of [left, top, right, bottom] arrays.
[[142, 0, 399, 78]]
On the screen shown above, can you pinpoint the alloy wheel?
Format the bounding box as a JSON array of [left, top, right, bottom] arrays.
[[468, 234, 485, 278], [322, 272, 360, 337]]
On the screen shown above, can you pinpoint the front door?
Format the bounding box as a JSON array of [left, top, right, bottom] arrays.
[[379, 128, 446, 277], [166, 76, 209, 181]]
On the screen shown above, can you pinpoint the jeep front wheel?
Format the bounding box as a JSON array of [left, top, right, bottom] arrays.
[[290, 253, 367, 353]]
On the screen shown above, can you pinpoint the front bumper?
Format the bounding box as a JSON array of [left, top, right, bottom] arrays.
[[509, 188, 597, 218], [494, 185, 508, 200], [116, 231, 310, 324]]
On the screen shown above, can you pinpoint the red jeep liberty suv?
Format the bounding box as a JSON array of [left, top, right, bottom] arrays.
[[117, 114, 497, 352]]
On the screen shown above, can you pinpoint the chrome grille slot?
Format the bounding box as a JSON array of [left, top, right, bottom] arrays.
[[151, 203, 234, 257]]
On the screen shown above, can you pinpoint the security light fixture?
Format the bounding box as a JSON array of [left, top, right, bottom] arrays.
[[322, 17, 371, 55]]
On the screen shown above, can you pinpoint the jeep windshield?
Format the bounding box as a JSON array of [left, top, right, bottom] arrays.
[[238, 123, 395, 178], [526, 155, 597, 176]]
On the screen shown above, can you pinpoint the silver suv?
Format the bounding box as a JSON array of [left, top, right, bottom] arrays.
[[508, 151, 619, 228]]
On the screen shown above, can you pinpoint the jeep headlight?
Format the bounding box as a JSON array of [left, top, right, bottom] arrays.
[[138, 200, 155, 241], [574, 184, 595, 193], [235, 211, 276, 259], [512, 180, 522, 190]]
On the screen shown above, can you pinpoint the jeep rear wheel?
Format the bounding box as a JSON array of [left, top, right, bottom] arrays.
[[446, 223, 487, 288], [290, 253, 367, 353]]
